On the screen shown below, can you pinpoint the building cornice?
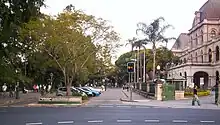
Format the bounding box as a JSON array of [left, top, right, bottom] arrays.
[[188, 19, 220, 34]]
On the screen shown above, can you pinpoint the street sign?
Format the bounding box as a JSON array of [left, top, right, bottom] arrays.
[[127, 62, 135, 73]]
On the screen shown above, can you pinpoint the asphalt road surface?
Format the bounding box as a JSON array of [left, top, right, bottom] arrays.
[[0, 106, 220, 125], [86, 88, 124, 105]]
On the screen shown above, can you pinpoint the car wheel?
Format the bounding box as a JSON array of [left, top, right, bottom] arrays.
[[92, 92, 96, 97]]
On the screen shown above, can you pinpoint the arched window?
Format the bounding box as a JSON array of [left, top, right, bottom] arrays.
[[180, 73, 182, 76], [191, 36, 193, 48], [201, 50, 203, 63], [216, 71, 219, 82], [216, 46, 219, 61], [191, 54, 193, 63], [211, 30, 216, 38], [195, 52, 198, 62], [208, 49, 212, 63], [184, 58, 187, 63], [201, 30, 203, 43], [195, 34, 198, 45]]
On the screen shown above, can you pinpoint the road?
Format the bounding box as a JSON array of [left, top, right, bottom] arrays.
[[0, 106, 220, 125], [86, 88, 124, 106]]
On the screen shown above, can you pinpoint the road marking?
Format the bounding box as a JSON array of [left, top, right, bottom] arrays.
[[26, 122, 43, 125], [136, 106, 150, 108], [99, 105, 114, 108], [172, 120, 188, 123], [58, 121, 74, 124], [88, 120, 103, 123], [200, 120, 215, 123], [144, 120, 160, 123], [117, 120, 132, 123], [116, 105, 131, 108]]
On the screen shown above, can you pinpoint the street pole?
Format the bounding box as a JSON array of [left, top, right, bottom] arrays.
[[137, 49, 139, 86], [143, 49, 146, 83], [134, 52, 137, 88], [129, 72, 132, 101]]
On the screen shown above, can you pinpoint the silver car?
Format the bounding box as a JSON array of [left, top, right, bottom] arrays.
[[56, 87, 86, 96]]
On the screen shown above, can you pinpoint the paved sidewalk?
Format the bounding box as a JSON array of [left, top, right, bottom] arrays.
[[121, 91, 220, 110], [0, 92, 40, 107], [121, 89, 150, 102]]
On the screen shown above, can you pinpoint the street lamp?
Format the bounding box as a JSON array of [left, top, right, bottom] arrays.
[[15, 69, 20, 99], [50, 73, 53, 85], [156, 65, 161, 80]]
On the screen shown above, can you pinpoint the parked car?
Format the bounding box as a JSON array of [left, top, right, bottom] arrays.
[[81, 87, 101, 96], [85, 87, 102, 93], [56, 87, 86, 96], [76, 87, 93, 97]]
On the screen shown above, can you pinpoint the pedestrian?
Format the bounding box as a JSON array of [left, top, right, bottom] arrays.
[[9, 84, 14, 97], [2, 83, 7, 98], [192, 85, 201, 106]]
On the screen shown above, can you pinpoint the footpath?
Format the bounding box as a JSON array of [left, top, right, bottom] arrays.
[[121, 89, 220, 110], [0, 92, 40, 107]]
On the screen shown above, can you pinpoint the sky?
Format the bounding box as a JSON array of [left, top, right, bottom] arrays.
[[40, 0, 208, 62]]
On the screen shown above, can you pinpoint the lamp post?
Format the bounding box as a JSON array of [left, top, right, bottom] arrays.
[[156, 65, 161, 80], [50, 73, 53, 85], [15, 69, 20, 99]]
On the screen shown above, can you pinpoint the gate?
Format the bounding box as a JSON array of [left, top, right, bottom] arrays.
[[162, 84, 175, 101]]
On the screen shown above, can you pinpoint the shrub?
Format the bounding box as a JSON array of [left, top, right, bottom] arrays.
[[82, 94, 88, 100], [72, 92, 81, 96], [72, 92, 88, 100], [184, 89, 210, 97]]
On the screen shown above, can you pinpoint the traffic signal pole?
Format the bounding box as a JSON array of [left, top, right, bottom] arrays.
[[129, 72, 133, 101]]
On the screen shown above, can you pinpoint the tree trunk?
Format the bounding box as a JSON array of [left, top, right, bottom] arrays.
[[66, 74, 71, 96]]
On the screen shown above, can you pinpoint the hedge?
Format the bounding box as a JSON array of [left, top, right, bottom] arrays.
[[184, 90, 210, 97], [72, 92, 88, 100]]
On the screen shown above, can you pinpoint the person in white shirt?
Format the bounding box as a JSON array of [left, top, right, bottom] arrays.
[[2, 83, 7, 97]]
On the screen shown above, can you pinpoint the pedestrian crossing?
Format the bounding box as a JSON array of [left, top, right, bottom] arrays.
[[82, 104, 171, 109]]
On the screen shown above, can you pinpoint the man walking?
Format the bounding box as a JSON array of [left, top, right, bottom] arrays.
[[192, 86, 201, 106]]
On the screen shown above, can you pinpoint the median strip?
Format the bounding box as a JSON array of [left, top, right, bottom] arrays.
[[58, 121, 74, 124], [26, 122, 43, 125]]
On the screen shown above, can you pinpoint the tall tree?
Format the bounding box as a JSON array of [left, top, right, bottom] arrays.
[[136, 17, 175, 80]]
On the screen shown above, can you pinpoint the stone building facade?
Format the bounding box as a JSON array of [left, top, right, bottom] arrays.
[[167, 0, 220, 89]]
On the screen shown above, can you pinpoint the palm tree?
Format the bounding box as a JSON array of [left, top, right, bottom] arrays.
[[136, 17, 175, 80]]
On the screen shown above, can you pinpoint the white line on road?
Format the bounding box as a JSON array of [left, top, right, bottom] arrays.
[[117, 120, 132, 123], [88, 120, 103, 123], [172, 120, 188, 123], [144, 120, 160, 122], [136, 106, 150, 108], [26, 122, 43, 125], [200, 120, 215, 123], [116, 106, 131, 108], [58, 121, 74, 124], [99, 105, 114, 108]]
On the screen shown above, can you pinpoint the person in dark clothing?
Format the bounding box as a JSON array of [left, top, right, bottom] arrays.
[[192, 86, 201, 106]]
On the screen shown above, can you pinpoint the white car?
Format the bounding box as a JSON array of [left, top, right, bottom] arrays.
[[87, 87, 103, 93]]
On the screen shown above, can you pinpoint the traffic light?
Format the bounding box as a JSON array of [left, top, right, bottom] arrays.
[[127, 62, 135, 73]]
